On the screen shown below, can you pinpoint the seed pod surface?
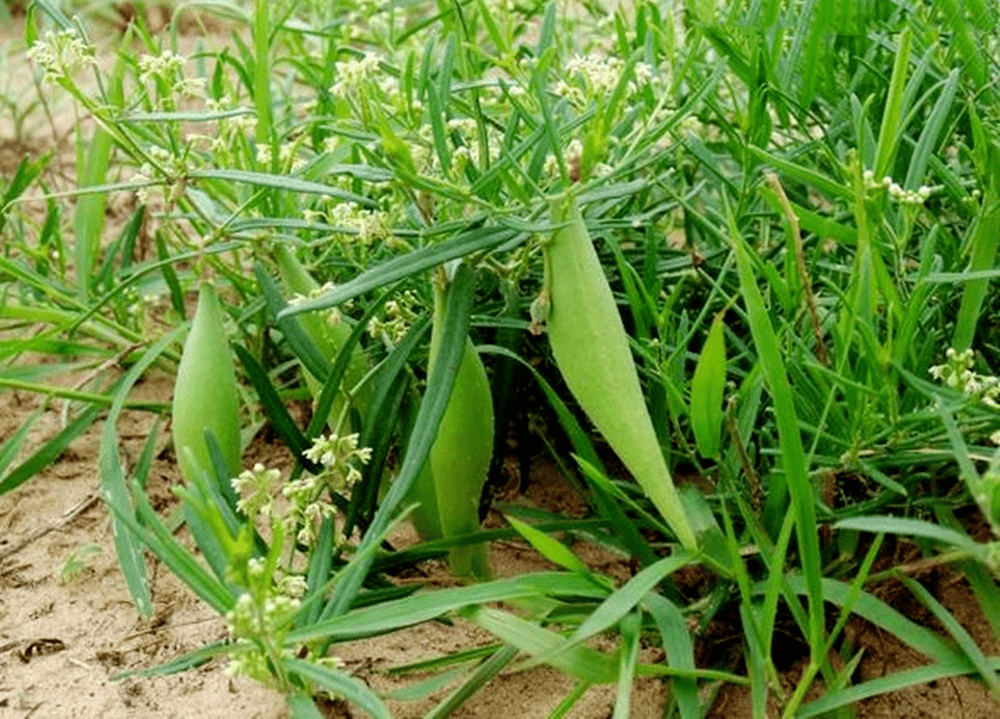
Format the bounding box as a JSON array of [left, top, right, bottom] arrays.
[[408, 277, 493, 578], [545, 193, 697, 551], [274, 244, 370, 423], [172, 282, 242, 484]]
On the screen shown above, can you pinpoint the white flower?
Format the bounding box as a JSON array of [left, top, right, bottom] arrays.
[[330, 53, 381, 96], [27, 30, 95, 84]]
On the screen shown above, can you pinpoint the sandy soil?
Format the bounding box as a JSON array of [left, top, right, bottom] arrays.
[[2, 10, 1000, 719]]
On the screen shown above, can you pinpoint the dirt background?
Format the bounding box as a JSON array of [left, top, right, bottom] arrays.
[[2, 10, 1000, 719]]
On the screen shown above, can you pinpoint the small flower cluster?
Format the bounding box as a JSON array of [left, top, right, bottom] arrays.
[[283, 433, 371, 545], [327, 202, 392, 247], [138, 49, 186, 83], [26, 30, 95, 84], [226, 441, 369, 685], [138, 50, 206, 102], [231, 438, 370, 547], [232, 463, 283, 519], [553, 53, 654, 107], [131, 144, 193, 206], [285, 280, 346, 330], [367, 289, 422, 344], [447, 118, 502, 171], [255, 139, 307, 173], [863, 170, 933, 205], [330, 53, 381, 97], [929, 348, 1000, 408], [207, 106, 258, 158], [225, 556, 340, 689]]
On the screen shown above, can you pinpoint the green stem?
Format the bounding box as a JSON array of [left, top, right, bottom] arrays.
[[0, 378, 169, 412]]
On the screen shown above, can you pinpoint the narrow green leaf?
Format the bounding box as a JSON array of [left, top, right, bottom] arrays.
[[506, 516, 591, 575], [99, 326, 186, 617], [234, 344, 320, 473], [642, 594, 699, 719], [255, 264, 332, 384], [112, 640, 232, 680], [0, 404, 102, 495], [469, 607, 618, 684], [425, 645, 520, 719], [0, 409, 42, 479], [189, 169, 376, 207], [833, 516, 980, 554], [323, 264, 478, 616], [747, 146, 851, 201], [690, 313, 727, 458], [290, 572, 606, 644], [901, 576, 1000, 694], [903, 68, 960, 191], [279, 225, 519, 318], [572, 554, 689, 645], [873, 28, 911, 180], [731, 225, 824, 655], [286, 694, 324, 719], [284, 658, 391, 719]]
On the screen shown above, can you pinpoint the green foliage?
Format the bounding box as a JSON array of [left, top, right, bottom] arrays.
[[5, 0, 1000, 716]]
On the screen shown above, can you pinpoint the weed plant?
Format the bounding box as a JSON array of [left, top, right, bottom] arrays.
[[2, 0, 1000, 717]]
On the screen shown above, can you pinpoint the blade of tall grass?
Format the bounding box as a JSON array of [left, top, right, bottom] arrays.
[[0, 154, 49, 234], [952, 198, 1000, 351], [99, 325, 185, 617], [0, 403, 102, 495], [468, 606, 619, 684], [234, 344, 322, 474], [283, 658, 391, 719], [424, 645, 520, 719], [189, 169, 376, 207], [746, 146, 852, 201], [641, 593, 699, 719], [287, 572, 607, 644], [872, 28, 911, 180], [516, 553, 691, 675], [547, 682, 589, 719], [798, 658, 1000, 717], [321, 263, 478, 617], [731, 217, 825, 657], [286, 693, 324, 719], [112, 639, 232, 680], [506, 517, 594, 576], [834, 516, 981, 555], [306, 284, 395, 439], [903, 68, 959, 191], [256, 265, 332, 384], [74, 108, 115, 294], [279, 225, 519, 318], [613, 611, 641, 719], [346, 316, 430, 535], [900, 575, 1000, 694], [779, 576, 966, 665], [690, 312, 727, 458], [0, 409, 42, 478], [935, 506, 1000, 639]]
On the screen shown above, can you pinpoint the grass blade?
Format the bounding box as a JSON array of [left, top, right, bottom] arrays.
[[284, 657, 391, 719], [279, 225, 519, 318], [731, 221, 824, 655], [99, 326, 185, 617], [323, 262, 478, 616]]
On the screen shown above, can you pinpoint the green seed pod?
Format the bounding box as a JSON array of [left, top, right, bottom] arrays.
[[408, 272, 494, 579], [172, 282, 241, 484], [545, 193, 697, 552], [274, 244, 371, 425]]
